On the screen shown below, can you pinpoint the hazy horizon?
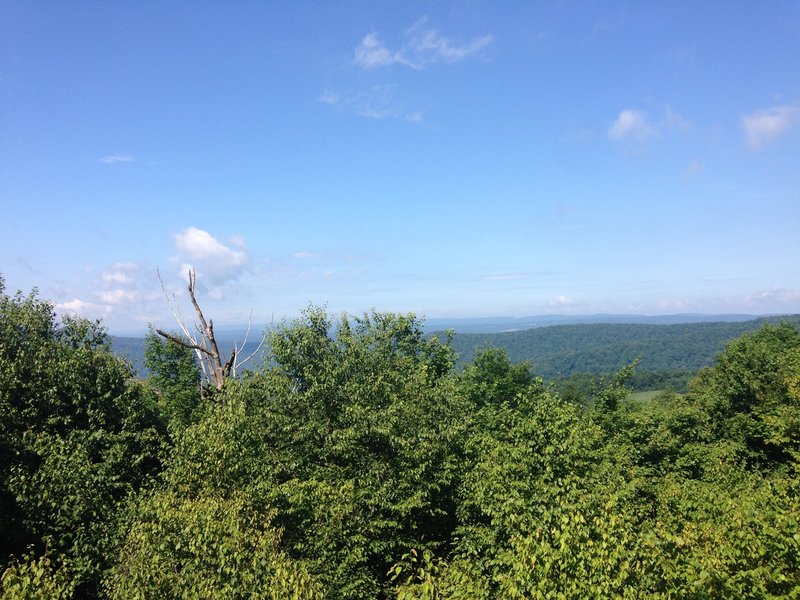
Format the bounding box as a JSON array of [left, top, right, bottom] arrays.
[[107, 311, 799, 338]]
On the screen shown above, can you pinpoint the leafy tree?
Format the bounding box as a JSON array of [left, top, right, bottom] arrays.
[[0, 288, 166, 595], [415, 387, 642, 598], [458, 347, 535, 408], [592, 359, 638, 414], [692, 322, 800, 468], [638, 469, 800, 597], [108, 308, 466, 598], [107, 392, 323, 597], [1, 552, 75, 599], [144, 329, 202, 432], [260, 309, 466, 596], [107, 489, 321, 599]]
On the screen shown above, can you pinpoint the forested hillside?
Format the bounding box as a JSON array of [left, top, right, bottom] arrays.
[[448, 316, 800, 377], [3, 282, 799, 598]]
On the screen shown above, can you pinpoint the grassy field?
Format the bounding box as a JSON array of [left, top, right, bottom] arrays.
[[628, 390, 665, 403]]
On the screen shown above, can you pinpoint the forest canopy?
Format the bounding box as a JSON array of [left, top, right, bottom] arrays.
[[1, 283, 799, 598]]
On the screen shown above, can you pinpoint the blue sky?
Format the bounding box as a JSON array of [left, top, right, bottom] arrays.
[[2, 2, 799, 333]]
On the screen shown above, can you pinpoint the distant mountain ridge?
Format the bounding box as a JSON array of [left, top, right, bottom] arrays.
[[422, 313, 784, 334]]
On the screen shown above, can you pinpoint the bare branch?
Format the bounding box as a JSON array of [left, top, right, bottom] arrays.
[[185, 268, 226, 385], [230, 309, 267, 377], [158, 267, 211, 383], [158, 268, 193, 341], [232, 311, 267, 376], [154, 328, 216, 358]]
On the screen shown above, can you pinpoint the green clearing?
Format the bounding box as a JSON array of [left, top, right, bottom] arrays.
[[628, 389, 665, 402]]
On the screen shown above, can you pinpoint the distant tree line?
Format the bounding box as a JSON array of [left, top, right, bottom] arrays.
[[449, 317, 800, 393]]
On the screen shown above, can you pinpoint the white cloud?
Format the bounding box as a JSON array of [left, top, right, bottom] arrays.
[[56, 298, 111, 316], [228, 234, 247, 249], [102, 270, 133, 284], [354, 21, 492, 70], [357, 107, 396, 120], [173, 227, 248, 287], [331, 18, 489, 122], [742, 105, 800, 150], [100, 261, 146, 288], [407, 28, 493, 65], [99, 154, 133, 164], [551, 295, 577, 307], [355, 33, 405, 69], [292, 251, 317, 258], [608, 109, 659, 142], [97, 289, 139, 305]]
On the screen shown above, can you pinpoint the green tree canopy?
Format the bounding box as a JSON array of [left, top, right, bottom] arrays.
[[0, 289, 166, 594]]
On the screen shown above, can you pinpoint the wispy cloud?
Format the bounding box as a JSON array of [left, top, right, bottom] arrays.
[[99, 154, 133, 164], [97, 289, 139, 305], [355, 33, 407, 69], [102, 264, 135, 284], [88, 262, 151, 314], [354, 19, 493, 70], [322, 84, 424, 123], [325, 18, 489, 122], [56, 298, 111, 316], [53, 260, 162, 329], [741, 105, 800, 150], [54, 243, 253, 330], [608, 109, 660, 142], [405, 22, 493, 65], [608, 106, 691, 152], [744, 287, 800, 306], [357, 106, 397, 120]]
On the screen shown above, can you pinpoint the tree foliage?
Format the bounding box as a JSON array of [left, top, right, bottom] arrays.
[[144, 329, 202, 432], [0, 288, 166, 595], [2, 280, 799, 597]]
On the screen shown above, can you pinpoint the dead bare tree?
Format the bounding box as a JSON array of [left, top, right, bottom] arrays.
[[156, 267, 266, 392]]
